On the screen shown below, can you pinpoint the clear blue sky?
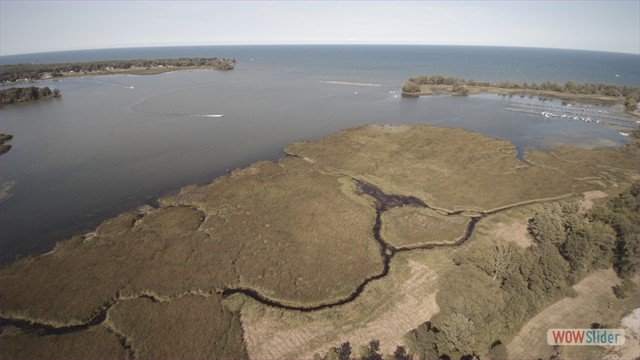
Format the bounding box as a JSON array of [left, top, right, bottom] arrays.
[[1, 0, 639, 55]]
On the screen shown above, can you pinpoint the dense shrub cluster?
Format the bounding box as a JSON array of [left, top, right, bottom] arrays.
[[589, 181, 640, 279]]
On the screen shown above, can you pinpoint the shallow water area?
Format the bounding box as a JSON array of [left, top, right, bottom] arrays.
[[0, 46, 637, 263]]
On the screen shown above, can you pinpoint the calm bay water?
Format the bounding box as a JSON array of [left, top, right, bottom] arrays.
[[0, 45, 638, 263]]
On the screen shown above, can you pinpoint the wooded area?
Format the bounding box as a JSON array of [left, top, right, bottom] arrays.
[[0, 86, 61, 105]]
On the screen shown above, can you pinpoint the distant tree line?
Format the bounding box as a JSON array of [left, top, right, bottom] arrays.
[[316, 181, 639, 360], [0, 57, 235, 83], [402, 75, 640, 112], [0, 86, 61, 105]]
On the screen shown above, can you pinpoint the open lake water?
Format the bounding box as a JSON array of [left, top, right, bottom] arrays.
[[1, 45, 638, 263]]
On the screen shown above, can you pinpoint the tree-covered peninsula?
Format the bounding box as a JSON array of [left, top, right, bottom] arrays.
[[403, 75, 640, 113], [0, 57, 235, 84], [0, 86, 61, 105]]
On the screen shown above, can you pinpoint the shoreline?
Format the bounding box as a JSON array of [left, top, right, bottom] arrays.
[[0, 65, 230, 86], [402, 75, 640, 117], [403, 84, 629, 105], [0, 57, 235, 85]]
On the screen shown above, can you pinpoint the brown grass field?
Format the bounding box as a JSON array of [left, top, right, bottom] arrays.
[[0, 326, 128, 359], [286, 125, 638, 212], [106, 295, 246, 359]]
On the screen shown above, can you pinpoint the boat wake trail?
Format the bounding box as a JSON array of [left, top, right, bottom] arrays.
[[132, 101, 223, 119], [318, 80, 383, 87]]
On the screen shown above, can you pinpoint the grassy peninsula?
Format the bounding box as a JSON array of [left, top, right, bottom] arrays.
[[403, 75, 640, 113], [1, 124, 638, 360], [0, 57, 235, 84]]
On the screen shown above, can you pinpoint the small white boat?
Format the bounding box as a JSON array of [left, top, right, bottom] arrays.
[[191, 114, 224, 118], [618, 132, 630, 137]]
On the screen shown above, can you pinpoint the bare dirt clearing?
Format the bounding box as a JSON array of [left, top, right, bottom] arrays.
[[493, 220, 533, 248], [582, 190, 609, 212]]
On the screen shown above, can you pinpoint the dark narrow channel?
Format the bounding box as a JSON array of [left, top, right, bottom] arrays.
[[0, 295, 156, 336], [0, 312, 107, 336]]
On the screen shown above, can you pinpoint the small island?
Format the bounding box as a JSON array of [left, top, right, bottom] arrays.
[[0, 57, 236, 84], [0, 86, 61, 105], [0, 133, 13, 155], [402, 75, 640, 113]]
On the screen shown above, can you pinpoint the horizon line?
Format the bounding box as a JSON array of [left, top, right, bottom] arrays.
[[2, 43, 639, 58]]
